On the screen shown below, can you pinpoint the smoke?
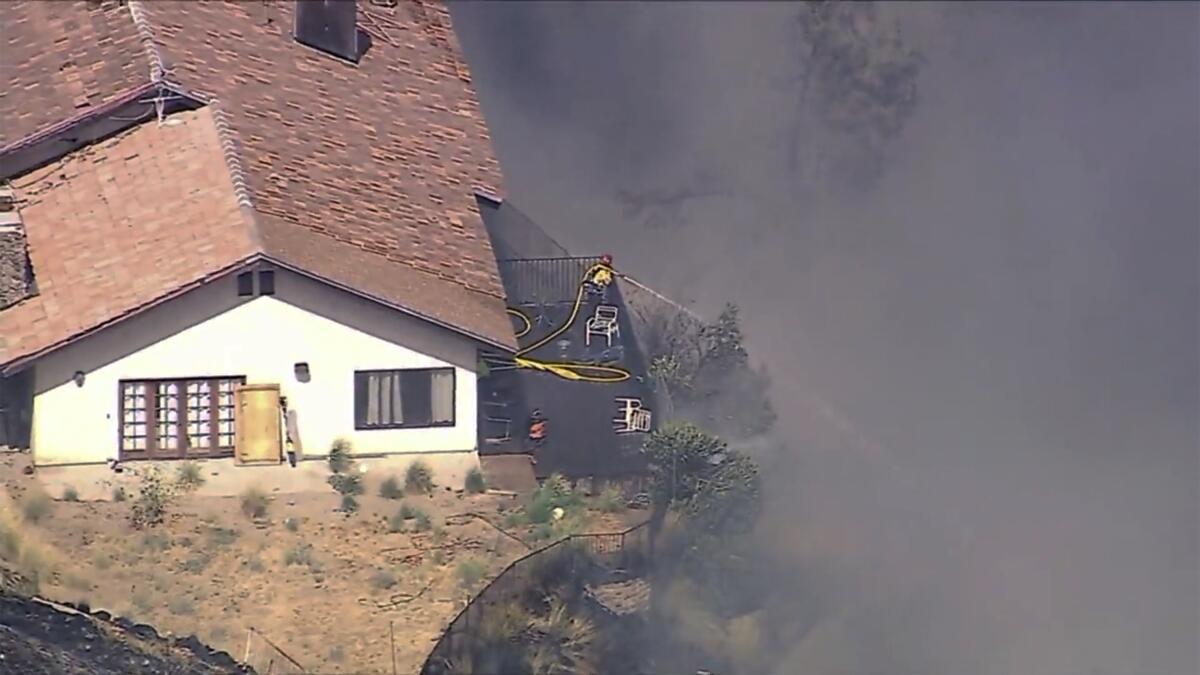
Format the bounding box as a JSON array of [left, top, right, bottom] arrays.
[[451, 2, 1200, 674]]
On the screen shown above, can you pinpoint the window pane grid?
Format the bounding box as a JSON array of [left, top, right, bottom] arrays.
[[119, 377, 243, 458]]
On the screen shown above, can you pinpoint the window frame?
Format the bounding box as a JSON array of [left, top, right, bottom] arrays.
[[353, 367, 456, 431], [117, 376, 246, 461]]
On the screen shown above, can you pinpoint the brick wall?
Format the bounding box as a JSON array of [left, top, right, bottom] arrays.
[[0, 229, 29, 309]]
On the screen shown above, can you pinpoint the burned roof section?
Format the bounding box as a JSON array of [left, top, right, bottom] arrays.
[[480, 256, 654, 480]]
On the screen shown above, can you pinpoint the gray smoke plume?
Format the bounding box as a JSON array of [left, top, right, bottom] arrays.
[[452, 2, 1199, 674]]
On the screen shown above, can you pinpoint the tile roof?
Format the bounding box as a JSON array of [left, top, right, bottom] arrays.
[[0, 108, 257, 364], [0, 0, 515, 367]]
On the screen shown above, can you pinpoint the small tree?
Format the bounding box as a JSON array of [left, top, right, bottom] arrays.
[[130, 467, 177, 529], [642, 423, 761, 536]]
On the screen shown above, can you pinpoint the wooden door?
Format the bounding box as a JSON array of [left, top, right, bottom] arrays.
[[235, 384, 282, 465]]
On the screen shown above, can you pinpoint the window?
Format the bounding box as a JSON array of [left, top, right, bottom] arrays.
[[119, 377, 244, 459], [237, 272, 254, 296], [354, 368, 454, 429], [258, 270, 275, 295]]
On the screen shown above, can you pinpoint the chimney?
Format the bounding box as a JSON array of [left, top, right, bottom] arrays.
[[294, 0, 361, 63], [0, 185, 33, 309]]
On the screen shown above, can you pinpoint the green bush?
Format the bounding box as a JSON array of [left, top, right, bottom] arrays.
[[405, 461, 434, 494], [284, 517, 300, 532], [339, 494, 360, 514], [180, 552, 213, 574], [387, 511, 406, 533], [240, 487, 269, 521], [328, 472, 363, 497], [530, 523, 554, 543], [413, 511, 432, 532], [175, 462, 205, 491], [131, 468, 176, 529], [168, 596, 196, 615], [464, 467, 486, 494], [111, 486, 127, 503], [378, 475, 404, 499], [595, 485, 626, 513], [398, 503, 419, 520], [284, 543, 315, 567], [62, 486, 79, 502], [205, 526, 239, 547], [456, 557, 485, 589], [525, 475, 581, 525], [328, 438, 353, 474], [21, 492, 51, 523], [140, 533, 171, 552]]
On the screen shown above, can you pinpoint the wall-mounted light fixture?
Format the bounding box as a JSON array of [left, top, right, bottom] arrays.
[[294, 362, 311, 383], [72, 371, 86, 388]]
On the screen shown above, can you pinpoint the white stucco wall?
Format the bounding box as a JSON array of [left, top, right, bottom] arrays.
[[30, 269, 482, 478]]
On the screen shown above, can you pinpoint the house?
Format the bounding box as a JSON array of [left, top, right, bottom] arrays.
[[0, 0, 517, 490]]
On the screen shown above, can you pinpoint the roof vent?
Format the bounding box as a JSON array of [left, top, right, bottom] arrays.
[[294, 0, 361, 63]]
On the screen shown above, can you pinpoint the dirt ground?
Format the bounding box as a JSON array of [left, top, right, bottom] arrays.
[[0, 453, 640, 674]]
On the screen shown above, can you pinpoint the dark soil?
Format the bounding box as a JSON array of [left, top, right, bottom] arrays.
[[0, 591, 250, 675]]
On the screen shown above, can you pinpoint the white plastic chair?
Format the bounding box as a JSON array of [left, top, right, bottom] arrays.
[[586, 305, 620, 347]]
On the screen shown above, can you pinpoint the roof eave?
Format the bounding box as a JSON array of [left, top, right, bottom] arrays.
[[262, 255, 518, 353]]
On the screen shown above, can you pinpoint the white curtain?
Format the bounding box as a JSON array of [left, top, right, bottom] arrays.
[[431, 370, 454, 424], [389, 374, 404, 425], [366, 375, 381, 425]]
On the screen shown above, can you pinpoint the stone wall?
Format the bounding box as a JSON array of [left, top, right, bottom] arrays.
[[0, 228, 29, 309]]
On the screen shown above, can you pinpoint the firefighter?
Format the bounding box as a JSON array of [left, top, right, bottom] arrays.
[[528, 408, 548, 449]]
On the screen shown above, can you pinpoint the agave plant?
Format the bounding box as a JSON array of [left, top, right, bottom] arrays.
[[525, 596, 599, 675]]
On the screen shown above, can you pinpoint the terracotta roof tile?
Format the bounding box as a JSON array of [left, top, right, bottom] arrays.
[[0, 108, 256, 365], [0, 0, 518, 362], [0, 0, 150, 146]]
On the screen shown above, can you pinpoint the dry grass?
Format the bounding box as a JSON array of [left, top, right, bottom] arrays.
[[0, 454, 642, 674]]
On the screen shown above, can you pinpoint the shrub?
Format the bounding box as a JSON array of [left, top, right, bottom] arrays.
[[398, 503, 419, 520], [21, 492, 51, 523], [284, 543, 314, 567], [61, 486, 79, 502], [175, 462, 205, 491], [180, 553, 212, 574], [205, 526, 239, 547], [339, 494, 359, 514], [456, 557, 485, 590], [464, 467, 486, 494], [501, 511, 525, 529], [328, 472, 363, 497], [111, 486, 127, 502], [130, 468, 175, 529], [168, 597, 195, 615], [405, 461, 434, 494], [369, 569, 397, 591], [595, 485, 626, 513], [240, 487, 269, 521], [246, 556, 266, 573], [131, 591, 153, 613], [530, 523, 554, 543], [328, 438, 352, 474], [329, 646, 346, 663], [140, 532, 171, 552], [387, 512, 406, 533], [284, 517, 300, 532], [413, 511, 432, 532], [379, 475, 404, 499]]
